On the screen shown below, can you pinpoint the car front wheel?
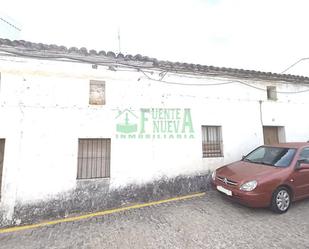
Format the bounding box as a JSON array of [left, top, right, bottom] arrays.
[[271, 187, 291, 214]]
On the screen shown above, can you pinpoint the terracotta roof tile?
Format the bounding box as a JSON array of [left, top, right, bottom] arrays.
[[106, 51, 116, 58], [98, 50, 106, 56], [1, 38, 309, 83]]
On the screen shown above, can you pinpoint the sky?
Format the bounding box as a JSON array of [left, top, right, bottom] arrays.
[[1, 0, 309, 76]]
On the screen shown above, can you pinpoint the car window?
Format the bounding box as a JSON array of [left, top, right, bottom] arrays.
[[244, 146, 296, 167], [299, 148, 309, 163], [274, 149, 296, 167], [247, 147, 266, 161]]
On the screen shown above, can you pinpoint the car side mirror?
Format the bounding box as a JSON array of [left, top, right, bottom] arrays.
[[241, 155, 245, 160], [296, 159, 309, 170]]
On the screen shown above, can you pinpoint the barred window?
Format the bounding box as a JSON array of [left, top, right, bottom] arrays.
[[77, 138, 111, 179], [202, 126, 223, 158], [89, 80, 105, 105]]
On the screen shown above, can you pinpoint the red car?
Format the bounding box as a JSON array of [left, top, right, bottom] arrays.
[[212, 142, 309, 213]]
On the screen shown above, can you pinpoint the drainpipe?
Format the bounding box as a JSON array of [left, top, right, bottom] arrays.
[[259, 100, 265, 145], [259, 100, 264, 126]]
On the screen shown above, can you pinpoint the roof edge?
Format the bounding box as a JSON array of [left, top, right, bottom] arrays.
[[1, 38, 309, 84]]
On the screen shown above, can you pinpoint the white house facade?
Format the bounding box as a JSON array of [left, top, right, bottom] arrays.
[[0, 39, 309, 227]]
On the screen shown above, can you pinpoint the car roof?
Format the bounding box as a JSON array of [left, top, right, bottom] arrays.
[[265, 142, 309, 149]]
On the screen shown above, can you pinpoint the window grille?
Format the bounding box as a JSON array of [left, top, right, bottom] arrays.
[[77, 138, 110, 179], [202, 126, 223, 158]]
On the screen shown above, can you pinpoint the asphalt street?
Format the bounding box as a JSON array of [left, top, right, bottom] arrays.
[[0, 190, 308, 249]]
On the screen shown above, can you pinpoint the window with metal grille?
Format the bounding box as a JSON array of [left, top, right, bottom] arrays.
[[202, 126, 223, 158], [77, 138, 111, 179], [89, 80, 105, 105]]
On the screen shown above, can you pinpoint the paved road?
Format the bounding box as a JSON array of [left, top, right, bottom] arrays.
[[0, 190, 309, 249]]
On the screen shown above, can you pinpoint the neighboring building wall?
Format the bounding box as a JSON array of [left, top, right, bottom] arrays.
[[0, 56, 309, 226]]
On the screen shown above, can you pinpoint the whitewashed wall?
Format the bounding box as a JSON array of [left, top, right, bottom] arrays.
[[0, 56, 309, 220]]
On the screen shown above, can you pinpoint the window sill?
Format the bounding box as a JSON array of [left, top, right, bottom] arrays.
[[76, 177, 110, 181], [76, 177, 110, 190]]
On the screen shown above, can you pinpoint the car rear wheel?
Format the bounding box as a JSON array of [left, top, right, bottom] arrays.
[[270, 187, 291, 214]]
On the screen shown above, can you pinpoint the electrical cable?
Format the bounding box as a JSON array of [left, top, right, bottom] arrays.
[[281, 57, 309, 74], [139, 69, 309, 94], [1, 48, 309, 94], [0, 17, 21, 31]]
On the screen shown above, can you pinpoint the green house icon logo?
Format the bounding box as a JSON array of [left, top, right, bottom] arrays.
[[115, 109, 138, 133]]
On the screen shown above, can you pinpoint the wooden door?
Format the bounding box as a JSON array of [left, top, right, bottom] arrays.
[[263, 126, 279, 145]]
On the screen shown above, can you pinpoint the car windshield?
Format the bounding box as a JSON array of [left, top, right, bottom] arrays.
[[243, 146, 296, 167]]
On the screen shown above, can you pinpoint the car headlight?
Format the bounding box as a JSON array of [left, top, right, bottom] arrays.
[[211, 171, 216, 181], [240, 180, 257, 191]]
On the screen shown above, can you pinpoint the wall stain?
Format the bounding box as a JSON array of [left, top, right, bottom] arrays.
[[1, 174, 210, 228]]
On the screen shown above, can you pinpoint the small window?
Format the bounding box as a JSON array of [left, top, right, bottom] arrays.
[[202, 126, 223, 158], [89, 80, 105, 105], [267, 86, 277, 101], [77, 138, 111, 179], [0, 139, 5, 200]]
